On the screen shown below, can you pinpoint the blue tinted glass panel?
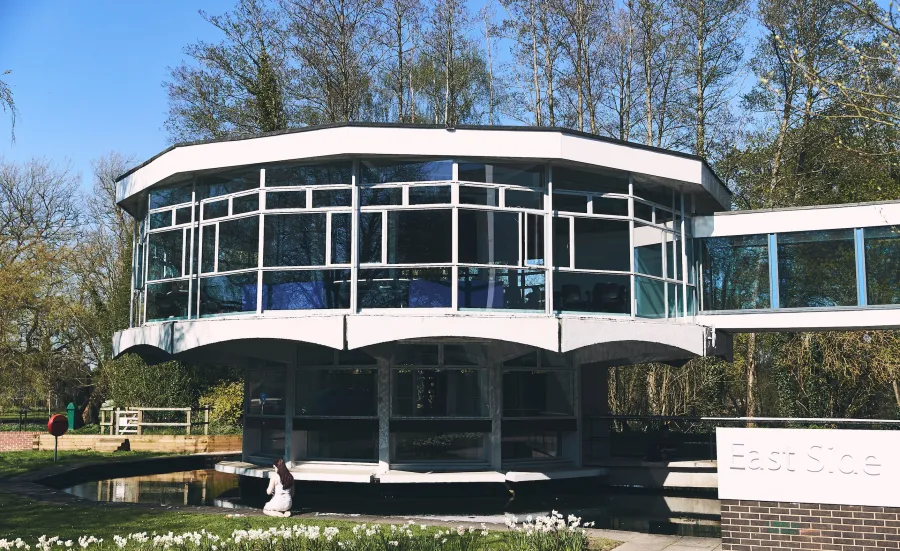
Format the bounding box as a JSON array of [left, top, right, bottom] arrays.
[[458, 163, 543, 187], [199, 272, 258, 316], [409, 185, 451, 204], [554, 272, 629, 314], [361, 187, 402, 206], [146, 280, 189, 321], [232, 193, 259, 214], [203, 199, 228, 220], [218, 217, 259, 271], [147, 229, 183, 280], [263, 213, 326, 266], [359, 212, 382, 263], [198, 170, 259, 199], [175, 207, 192, 225], [635, 276, 665, 318], [702, 235, 769, 310], [865, 226, 900, 305], [387, 210, 452, 263], [312, 188, 352, 208], [778, 230, 855, 308], [361, 160, 452, 184], [266, 190, 306, 209], [458, 267, 545, 311], [331, 212, 352, 264], [262, 269, 350, 310], [150, 211, 172, 230], [358, 268, 452, 308], [459, 185, 499, 206], [266, 161, 352, 187], [458, 210, 519, 266], [296, 369, 377, 416], [149, 185, 192, 210]]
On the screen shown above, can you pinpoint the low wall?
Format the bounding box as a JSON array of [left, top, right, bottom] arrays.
[[0, 432, 40, 452], [35, 434, 241, 454], [721, 499, 900, 551]]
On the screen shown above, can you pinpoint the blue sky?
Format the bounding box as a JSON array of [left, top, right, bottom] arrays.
[[0, 1, 225, 188]]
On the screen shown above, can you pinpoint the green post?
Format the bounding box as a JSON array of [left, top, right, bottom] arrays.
[[66, 402, 75, 430]]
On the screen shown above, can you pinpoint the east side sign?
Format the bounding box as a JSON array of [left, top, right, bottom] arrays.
[[716, 427, 900, 507]]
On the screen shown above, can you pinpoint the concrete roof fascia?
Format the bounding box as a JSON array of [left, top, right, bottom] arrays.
[[116, 124, 731, 209]]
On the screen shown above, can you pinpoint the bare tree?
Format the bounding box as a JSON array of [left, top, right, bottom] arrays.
[[425, 0, 478, 126], [599, 5, 640, 140], [378, 0, 423, 122], [0, 69, 16, 143]]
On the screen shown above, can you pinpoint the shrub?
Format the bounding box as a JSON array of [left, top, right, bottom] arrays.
[[199, 381, 244, 431]]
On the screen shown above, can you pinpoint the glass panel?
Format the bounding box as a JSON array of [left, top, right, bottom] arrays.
[[203, 199, 228, 220], [458, 209, 519, 266], [503, 370, 574, 417], [554, 272, 630, 314], [392, 369, 487, 417], [634, 223, 664, 276], [331, 212, 351, 264], [361, 160, 452, 183], [865, 226, 900, 305], [391, 431, 486, 461], [245, 418, 285, 457], [393, 344, 439, 366], [778, 230, 856, 308], [504, 351, 537, 367], [553, 193, 587, 213], [266, 161, 352, 187], [266, 190, 306, 209], [337, 350, 377, 365], [264, 213, 326, 266], [306, 428, 377, 461], [387, 210, 452, 263], [574, 218, 630, 271], [358, 267, 452, 308], [218, 217, 259, 271], [312, 188, 352, 208], [359, 212, 383, 263], [201, 224, 216, 274], [147, 229, 183, 280], [248, 368, 286, 415], [458, 162, 543, 187], [199, 272, 258, 316], [443, 344, 482, 366], [506, 189, 543, 209], [633, 201, 652, 221], [635, 276, 665, 318], [459, 185, 499, 206], [458, 267, 545, 311], [502, 429, 562, 459], [409, 185, 451, 204], [361, 187, 402, 206], [232, 193, 259, 215], [198, 170, 259, 199], [295, 369, 377, 416], [666, 232, 676, 279], [524, 213, 545, 265], [146, 280, 189, 321], [175, 206, 192, 225], [687, 285, 697, 315], [667, 283, 676, 318], [552, 217, 570, 268], [656, 208, 674, 226], [150, 211, 172, 230], [592, 196, 629, 216], [554, 167, 629, 194], [262, 269, 351, 310], [632, 181, 673, 207], [702, 235, 770, 310], [150, 185, 193, 210]]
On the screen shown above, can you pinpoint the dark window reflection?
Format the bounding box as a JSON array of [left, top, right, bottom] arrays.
[[574, 218, 630, 271], [361, 160, 452, 184], [312, 188, 352, 208], [262, 270, 350, 310], [149, 185, 193, 210], [150, 211, 172, 230], [552, 218, 570, 268], [865, 226, 900, 305], [634, 223, 663, 276], [633, 201, 653, 221], [391, 431, 486, 461], [632, 181, 673, 207], [392, 344, 439, 366], [458, 209, 519, 266], [199, 272, 258, 316], [503, 370, 574, 417], [409, 185, 451, 204], [201, 224, 216, 273], [506, 189, 543, 209], [524, 213, 545, 265], [264, 213, 326, 266], [392, 369, 487, 417], [146, 280, 189, 321], [702, 235, 770, 310], [778, 230, 856, 308], [554, 167, 629, 194], [554, 272, 629, 314], [266, 161, 352, 187], [266, 190, 306, 209], [331, 212, 351, 264], [204, 199, 228, 220], [636, 276, 666, 318], [232, 193, 259, 214], [593, 196, 629, 216], [358, 268, 451, 308], [218, 217, 259, 271], [147, 229, 183, 280], [296, 369, 377, 416], [387, 210, 452, 263], [306, 428, 377, 461], [553, 193, 588, 213], [175, 206, 192, 225], [359, 212, 383, 263], [458, 163, 543, 187], [361, 187, 402, 206], [459, 185, 499, 206], [458, 268, 545, 311], [198, 170, 259, 199], [502, 429, 562, 460], [247, 368, 286, 415]]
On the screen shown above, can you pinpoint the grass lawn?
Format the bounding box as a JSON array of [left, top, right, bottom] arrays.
[[0, 450, 169, 479]]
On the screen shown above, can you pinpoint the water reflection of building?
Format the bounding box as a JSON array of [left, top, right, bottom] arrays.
[[111, 124, 900, 485]]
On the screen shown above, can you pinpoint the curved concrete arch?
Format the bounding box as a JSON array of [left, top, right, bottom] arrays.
[[345, 314, 560, 351], [559, 317, 712, 365]]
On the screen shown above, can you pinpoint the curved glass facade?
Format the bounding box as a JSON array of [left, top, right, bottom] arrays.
[[132, 158, 693, 324]]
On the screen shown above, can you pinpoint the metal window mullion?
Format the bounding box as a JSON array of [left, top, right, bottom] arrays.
[[680, 193, 688, 318], [768, 233, 779, 309], [381, 210, 388, 264], [351, 160, 360, 313], [325, 211, 333, 266], [568, 215, 575, 268], [142, 216, 149, 325], [545, 164, 553, 314], [129, 218, 137, 327], [256, 212, 264, 315], [214, 221, 220, 273], [187, 179, 196, 318], [855, 227, 867, 306], [628, 175, 636, 317], [452, 205, 459, 310]]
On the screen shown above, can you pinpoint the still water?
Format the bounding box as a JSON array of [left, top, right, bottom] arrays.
[[62, 470, 720, 537]]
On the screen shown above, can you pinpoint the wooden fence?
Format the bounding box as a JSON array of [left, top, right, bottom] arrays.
[[100, 407, 211, 436]]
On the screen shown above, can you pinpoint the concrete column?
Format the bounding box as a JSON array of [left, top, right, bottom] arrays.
[[284, 361, 296, 465], [377, 359, 390, 473], [581, 363, 610, 463], [489, 362, 503, 471]]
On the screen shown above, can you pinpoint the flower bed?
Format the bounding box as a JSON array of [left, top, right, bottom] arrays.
[[1, 513, 597, 551]]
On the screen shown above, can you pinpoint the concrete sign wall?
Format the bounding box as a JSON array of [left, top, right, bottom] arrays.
[[716, 427, 900, 507]]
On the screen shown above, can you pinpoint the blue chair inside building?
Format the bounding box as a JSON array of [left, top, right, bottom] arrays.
[[408, 279, 453, 307]]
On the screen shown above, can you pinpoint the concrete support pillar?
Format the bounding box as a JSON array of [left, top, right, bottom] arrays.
[[581, 363, 610, 463], [284, 362, 296, 465], [489, 362, 503, 470], [377, 359, 390, 473]]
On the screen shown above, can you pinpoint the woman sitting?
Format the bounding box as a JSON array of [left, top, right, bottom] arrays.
[[263, 458, 294, 517]]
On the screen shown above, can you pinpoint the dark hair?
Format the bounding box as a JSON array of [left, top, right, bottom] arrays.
[[273, 458, 294, 490]]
